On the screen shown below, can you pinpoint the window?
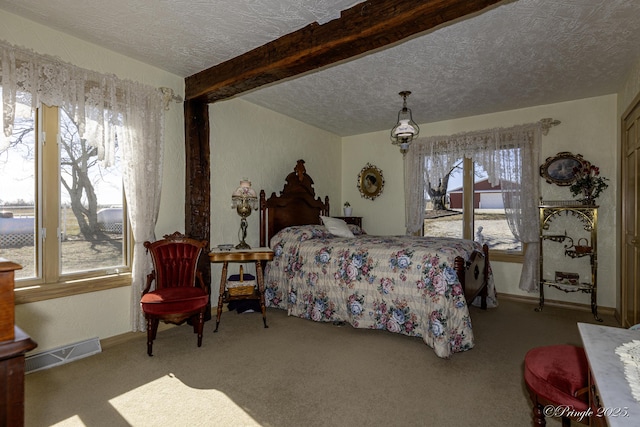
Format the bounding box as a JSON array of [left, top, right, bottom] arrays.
[[1, 41, 166, 319], [0, 94, 37, 277], [407, 123, 542, 290], [0, 92, 130, 291], [424, 157, 524, 257]]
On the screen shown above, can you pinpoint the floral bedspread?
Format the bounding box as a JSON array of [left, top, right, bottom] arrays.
[[263, 225, 493, 358]]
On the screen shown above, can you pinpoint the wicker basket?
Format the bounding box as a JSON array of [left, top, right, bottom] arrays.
[[226, 265, 256, 296], [228, 285, 255, 296]]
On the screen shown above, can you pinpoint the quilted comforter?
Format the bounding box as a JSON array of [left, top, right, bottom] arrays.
[[263, 225, 494, 358]]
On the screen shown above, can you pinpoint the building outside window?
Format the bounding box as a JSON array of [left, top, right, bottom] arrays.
[[423, 157, 523, 255]]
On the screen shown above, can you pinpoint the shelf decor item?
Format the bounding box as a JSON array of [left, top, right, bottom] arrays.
[[574, 238, 592, 254], [568, 160, 609, 205], [555, 271, 579, 285]]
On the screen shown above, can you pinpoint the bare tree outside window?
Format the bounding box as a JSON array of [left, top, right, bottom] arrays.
[[58, 108, 125, 274], [423, 158, 521, 252], [0, 96, 126, 280]]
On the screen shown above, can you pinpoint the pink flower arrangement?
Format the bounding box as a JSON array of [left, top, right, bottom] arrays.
[[569, 161, 609, 204]]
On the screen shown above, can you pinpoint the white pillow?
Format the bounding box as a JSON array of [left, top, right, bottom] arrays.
[[320, 216, 355, 238]]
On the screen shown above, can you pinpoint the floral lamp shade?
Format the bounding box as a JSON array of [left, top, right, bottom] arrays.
[[231, 179, 258, 208], [231, 179, 258, 249]]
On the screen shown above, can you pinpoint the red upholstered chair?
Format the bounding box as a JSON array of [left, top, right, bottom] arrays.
[[141, 232, 209, 356], [524, 345, 590, 426]]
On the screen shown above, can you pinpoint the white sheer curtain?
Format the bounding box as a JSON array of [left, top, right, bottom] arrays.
[[120, 93, 165, 332], [404, 123, 542, 292], [0, 40, 166, 330]]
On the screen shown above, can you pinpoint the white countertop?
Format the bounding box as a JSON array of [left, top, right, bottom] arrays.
[[578, 322, 640, 426]]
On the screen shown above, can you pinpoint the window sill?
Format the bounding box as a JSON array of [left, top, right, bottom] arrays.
[[490, 251, 524, 263], [14, 273, 132, 304]]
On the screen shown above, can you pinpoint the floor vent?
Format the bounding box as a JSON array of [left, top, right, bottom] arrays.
[[25, 337, 102, 374]]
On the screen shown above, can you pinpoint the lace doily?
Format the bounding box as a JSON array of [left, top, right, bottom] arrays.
[[615, 340, 640, 402]]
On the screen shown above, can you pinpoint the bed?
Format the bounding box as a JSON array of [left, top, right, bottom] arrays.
[[259, 160, 494, 358]]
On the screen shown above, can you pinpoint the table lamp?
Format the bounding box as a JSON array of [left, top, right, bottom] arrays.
[[231, 179, 258, 249]]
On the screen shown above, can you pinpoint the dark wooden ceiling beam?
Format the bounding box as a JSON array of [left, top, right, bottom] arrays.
[[185, 0, 505, 102]]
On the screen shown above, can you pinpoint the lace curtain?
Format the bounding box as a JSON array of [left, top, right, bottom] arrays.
[[120, 97, 165, 332], [404, 123, 542, 292], [0, 40, 166, 330]]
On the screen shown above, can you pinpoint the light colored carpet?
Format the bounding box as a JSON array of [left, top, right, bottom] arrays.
[[25, 298, 617, 427]]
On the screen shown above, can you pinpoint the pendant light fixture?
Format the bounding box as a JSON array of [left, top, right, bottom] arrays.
[[390, 91, 420, 155]]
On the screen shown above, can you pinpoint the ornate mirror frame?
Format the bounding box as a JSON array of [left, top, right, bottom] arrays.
[[540, 152, 584, 186], [357, 163, 384, 200]]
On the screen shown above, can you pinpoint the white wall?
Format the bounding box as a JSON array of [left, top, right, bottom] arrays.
[[2, 11, 185, 352], [342, 95, 618, 309], [209, 98, 341, 302], [342, 130, 406, 235]]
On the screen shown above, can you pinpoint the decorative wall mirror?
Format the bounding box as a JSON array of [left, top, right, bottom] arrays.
[[540, 152, 584, 186], [357, 163, 384, 200]]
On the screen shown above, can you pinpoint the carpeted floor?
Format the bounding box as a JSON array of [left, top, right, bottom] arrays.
[[25, 298, 618, 427]]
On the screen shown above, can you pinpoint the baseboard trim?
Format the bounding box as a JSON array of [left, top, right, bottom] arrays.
[[100, 331, 140, 349], [100, 322, 175, 350], [498, 292, 617, 318]]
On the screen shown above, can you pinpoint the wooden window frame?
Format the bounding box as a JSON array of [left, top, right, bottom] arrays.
[[426, 157, 524, 264], [11, 105, 132, 303]]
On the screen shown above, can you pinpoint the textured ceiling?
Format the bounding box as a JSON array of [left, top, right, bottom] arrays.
[[0, 0, 363, 77], [1, 0, 640, 136]]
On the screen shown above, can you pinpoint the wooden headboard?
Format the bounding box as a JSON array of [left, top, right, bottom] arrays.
[[259, 160, 330, 247]]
